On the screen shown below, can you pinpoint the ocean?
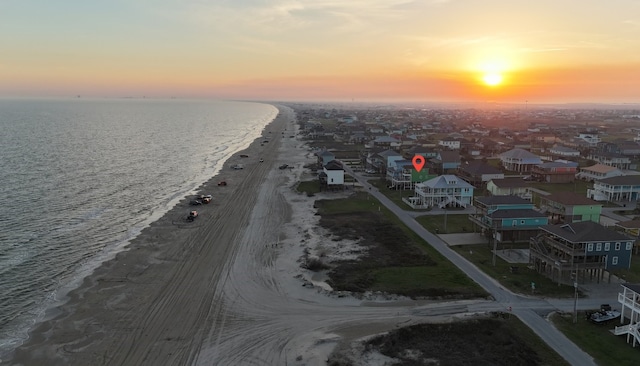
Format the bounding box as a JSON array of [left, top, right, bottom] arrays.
[[0, 98, 278, 357]]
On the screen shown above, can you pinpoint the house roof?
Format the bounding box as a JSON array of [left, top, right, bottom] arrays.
[[621, 283, 640, 294], [537, 161, 579, 169], [374, 136, 400, 143], [417, 175, 474, 189], [437, 150, 460, 163], [489, 177, 529, 188], [550, 145, 579, 153], [581, 164, 619, 174], [616, 219, 640, 229], [500, 148, 542, 163], [377, 149, 402, 158], [542, 192, 599, 206], [598, 175, 640, 185], [540, 221, 630, 243], [324, 160, 344, 170], [460, 161, 502, 175], [476, 195, 532, 205], [489, 209, 547, 219], [390, 160, 413, 168]]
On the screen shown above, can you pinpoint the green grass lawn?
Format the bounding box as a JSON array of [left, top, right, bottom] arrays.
[[368, 178, 421, 210], [316, 192, 487, 297], [452, 244, 579, 297], [551, 312, 640, 366], [370, 266, 479, 297], [416, 213, 474, 234], [296, 180, 321, 195]]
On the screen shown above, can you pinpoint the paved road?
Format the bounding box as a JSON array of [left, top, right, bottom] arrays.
[[347, 167, 599, 366]]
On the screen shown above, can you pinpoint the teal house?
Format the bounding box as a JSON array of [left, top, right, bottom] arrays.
[[470, 195, 548, 242]]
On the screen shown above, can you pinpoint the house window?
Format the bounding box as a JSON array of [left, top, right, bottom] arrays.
[[596, 243, 602, 251], [627, 242, 633, 250], [612, 256, 618, 265], [615, 242, 621, 251], [587, 243, 593, 252], [605, 243, 610, 251]]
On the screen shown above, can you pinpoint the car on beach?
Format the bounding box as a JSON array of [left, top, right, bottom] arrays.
[[218, 181, 227, 186], [278, 164, 289, 170], [232, 164, 244, 170], [187, 210, 198, 221], [239, 154, 249, 158], [259, 158, 264, 162]]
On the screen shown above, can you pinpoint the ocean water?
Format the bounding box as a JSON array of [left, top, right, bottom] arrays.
[[0, 98, 278, 357]]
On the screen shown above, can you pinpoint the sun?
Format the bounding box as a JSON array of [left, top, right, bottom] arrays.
[[482, 73, 503, 87]]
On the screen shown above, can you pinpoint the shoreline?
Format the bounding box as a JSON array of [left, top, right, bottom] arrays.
[[8, 104, 295, 365]]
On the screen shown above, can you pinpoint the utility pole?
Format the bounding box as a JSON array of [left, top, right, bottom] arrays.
[[573, 278, 578, 323], [444, 209, 448, 233], [492, 224, 498, 266]]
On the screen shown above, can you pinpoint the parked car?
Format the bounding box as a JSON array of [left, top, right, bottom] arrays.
[[278, 164, 289, 170], [365, 169, 376, 174], [187, 210, 198, 221]]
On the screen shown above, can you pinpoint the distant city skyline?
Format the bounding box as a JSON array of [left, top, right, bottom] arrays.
[[2, 1, 639, 103]]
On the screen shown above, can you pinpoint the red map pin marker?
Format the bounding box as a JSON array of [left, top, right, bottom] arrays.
[[412, 155, 425, 172]]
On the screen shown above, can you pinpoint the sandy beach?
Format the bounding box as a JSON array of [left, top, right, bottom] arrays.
[[9, 105, 306, 365]]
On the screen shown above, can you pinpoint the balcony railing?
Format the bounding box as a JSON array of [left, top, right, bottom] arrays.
[[619, 293, 640, 314], [543, 236, 586, 256]]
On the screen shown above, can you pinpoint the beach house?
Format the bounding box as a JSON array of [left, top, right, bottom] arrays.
[[486, 178, 530, 198], [588, 175, 640, 202], [457, 161, 504, 188], [614, 284, 640, 348], [499, 148, 542, 173], [538, 192, 601, 224], [469, 195, 548, 242], [320, 160, 344, 188], [530, 221, 634, 284], [406, 175, 474, 209], [576, 164, 623, 182], [530, 160, 578, 184]]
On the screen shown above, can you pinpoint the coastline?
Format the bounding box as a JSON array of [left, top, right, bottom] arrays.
[[8, 104, 295, 365]]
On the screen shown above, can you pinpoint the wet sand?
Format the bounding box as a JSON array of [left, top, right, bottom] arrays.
[[9, 105, 297, 365]]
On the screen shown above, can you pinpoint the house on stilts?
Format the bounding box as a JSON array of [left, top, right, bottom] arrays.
[[614, 284, 640, 348]]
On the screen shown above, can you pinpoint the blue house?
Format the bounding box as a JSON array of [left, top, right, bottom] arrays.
[[470, 195, 548, 242], [530, 221, 634, 284]]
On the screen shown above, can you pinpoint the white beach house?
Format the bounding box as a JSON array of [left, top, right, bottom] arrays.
[[406, 175, 474, 209]]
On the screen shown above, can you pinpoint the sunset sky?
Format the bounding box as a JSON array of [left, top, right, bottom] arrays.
[[2, 0, 640, 103]]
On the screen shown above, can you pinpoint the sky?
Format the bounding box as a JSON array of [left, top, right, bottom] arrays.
[[1, 0, 640, 103]]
